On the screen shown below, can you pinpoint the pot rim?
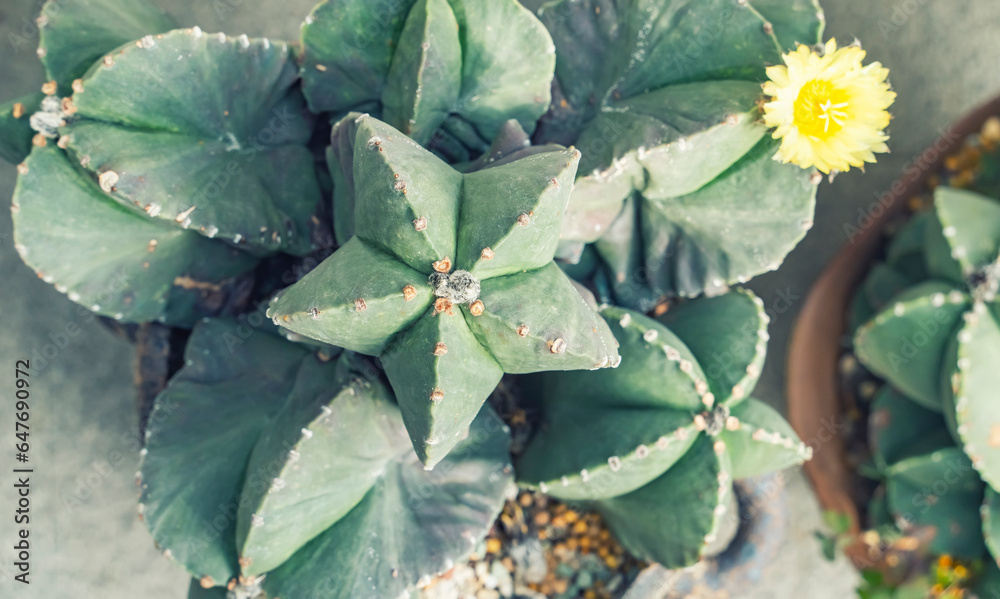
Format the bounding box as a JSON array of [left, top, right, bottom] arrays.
[[785, 92, 1000, 568]]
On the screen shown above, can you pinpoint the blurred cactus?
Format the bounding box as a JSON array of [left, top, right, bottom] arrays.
[[855, 188, 1000, 491], [516, 290, 811, 567]]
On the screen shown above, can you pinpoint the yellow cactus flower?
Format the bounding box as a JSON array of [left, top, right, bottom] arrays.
[[762, 39, 896, 174]]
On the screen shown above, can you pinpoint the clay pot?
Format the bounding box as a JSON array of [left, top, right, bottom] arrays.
[[785, 93, 1000, 568]]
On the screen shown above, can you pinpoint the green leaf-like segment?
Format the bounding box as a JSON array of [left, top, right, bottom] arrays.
[[63, 28, 320, 255], [37, 0, 176, 94], [12, 146, 255, 326], [300, 0, 554, 153], [525, 0, 821, 302], [517, 293, 808, 564], [141, 320, 512, 591]]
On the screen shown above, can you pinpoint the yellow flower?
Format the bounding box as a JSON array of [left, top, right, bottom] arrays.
[[762, 39, 896, 174]]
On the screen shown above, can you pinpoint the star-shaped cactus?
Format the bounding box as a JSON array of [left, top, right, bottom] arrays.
[[516, 290, 811, 567], [268, 115, 620, 467]]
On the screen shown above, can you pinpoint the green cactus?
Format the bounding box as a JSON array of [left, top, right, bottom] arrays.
[[855, 187, 1000, 491], [269, 114, 619, 468], [140, 318, 513, 595], [516, 290, 811, 567], [0, 0, 175, 165], [4, 0, 332, 326], [299, 0, 554, 159], [12, 145, 256, 326], [60, 27, 322, 256], [520, 0, 822, 307]]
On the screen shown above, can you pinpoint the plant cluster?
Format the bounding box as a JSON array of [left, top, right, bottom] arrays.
[[0, 0, 898, 597]]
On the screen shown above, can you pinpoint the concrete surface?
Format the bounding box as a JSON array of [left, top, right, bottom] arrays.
[[0, 0, 999, 598]]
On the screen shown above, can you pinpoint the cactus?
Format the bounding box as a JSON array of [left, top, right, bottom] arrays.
[[269, 114, 619, 468], [854, 187, 1000, 491], [140, 318, 513, 596], [867, 386, 988, 559], [516, 290, 811, 567], [519, 0, 823, 307], [299, 0, 554, 159], [12, 145, 256, 325], [0, 0, 174, 165], [60, 27, 321, 256], [4, 0, 329, 325]]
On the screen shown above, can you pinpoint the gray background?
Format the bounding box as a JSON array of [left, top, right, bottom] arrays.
[[1, 0, 999, 597]]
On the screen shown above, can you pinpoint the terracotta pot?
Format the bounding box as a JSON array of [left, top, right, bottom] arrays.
[[785, 93, 1000, 568]]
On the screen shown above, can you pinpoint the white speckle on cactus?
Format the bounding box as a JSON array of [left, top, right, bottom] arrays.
[[958, 330, 973, 344], [430, 388, 444, 402], [68, 291, 80, 302], [642, 328, 658, 342], [726, 417, 740, 431], [560, 476, 569, 487], [54, 283, 67, 293], [114, 313, 124, 320], [305, 14, 316, 25], [96, 170, 119, 193], [234, 233, 244, 243], [714, 504, 727, 517], [41, 274, 53, 283], [713, 440, 726, 455], [190, 26, 202, 38], [665, 347, 680, 361], [679, 360, 693, 373], [102, 55, 114, 68], [677, 138, 689, 151], [580, 469, 589, 482], [413, 216, 428, 231], [174, 206, 196, 224], [694, 414, 707, 431], [549, 338, 567, 354], [517, 213, 531, 226], [287, 449, 300, 463], [608, 456, 622, 472], [952, 246, 967, 259], [635, 444, 649, 459], [539, 482, 548, 493], [943, 226, 956, 237], [674, 428, 689, 441], [14, 244, 28, 257], [702, 392, 715, 409], [139, 35, 156, 49], [238, 34, 250, 49], [163, 548, 173, 559], [368, 136, 383, 149], [746, 363, 760, 378], [91, 304, 100, 311], [300, 428, 313, 440], [36, 46, 46, 58], [251, 514, 264, 527], [217, 32, 227, 43]]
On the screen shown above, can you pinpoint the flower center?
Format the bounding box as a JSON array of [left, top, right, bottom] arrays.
[[793, 80, 851, 139]]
